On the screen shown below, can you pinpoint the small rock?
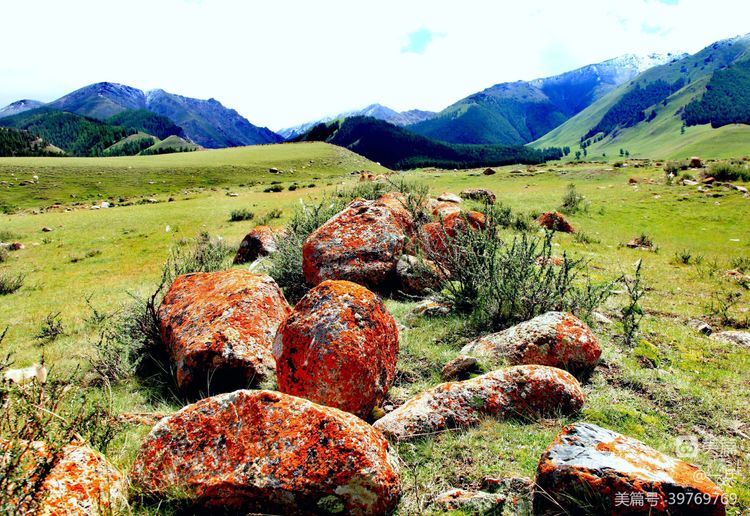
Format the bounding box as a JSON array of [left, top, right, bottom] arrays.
[[534, 423, 726, 515], [702, 176, 716, 184], [396, 255, 442, 296], [233, 225, 278, 264], [736, 185, 749, 194], [269, 167, 279, 174], [628, 177, 639, 184], [405, 299, 453, 322], [227, 192, 239, 197], [461, 188, 497, 204], [689, 156, 703, 168], [437, 192, 462, 204], [711, 331, 750, 348], [688, 319, 713, 336], [373, 365, 584, 441], [441, 355, 479, 380], [461, 312, 601, 376], [683, 179, 699, 186], [591, 311, 613, 326], [536, 212, 574, 233], [130, 390, 401, 514], [41, 227, 52, 232], [274, 280, 399, 419], [431, 201, 463, 218], [483, 168, 497, 175]]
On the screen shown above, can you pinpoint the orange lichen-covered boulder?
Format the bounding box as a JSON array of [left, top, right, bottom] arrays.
[[302, 199, 406, 290], [158, 269, 291, 394], [4, 440, 125, 515], [420, 211, 487, 268], [274, 280, 399, 419], [537, 211, 575, 233], [461, 312, 601, 377], [376, 192, 416, 236], [233, 225, 277, 264], [373, 365, 584, 441], [131, 390, 401, 514], [534, 423, 726, 515]]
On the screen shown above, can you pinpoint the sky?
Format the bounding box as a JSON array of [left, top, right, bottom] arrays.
[[1, 0, 748, 130]]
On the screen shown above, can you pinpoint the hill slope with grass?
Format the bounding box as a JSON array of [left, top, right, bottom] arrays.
[[295, 116, 564, 169], [534, 34, 750, 159], [408, 54, 678, 145], [106, 109, 186, 140]]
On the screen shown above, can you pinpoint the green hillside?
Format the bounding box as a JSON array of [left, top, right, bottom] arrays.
[[534, 35, 750, 159], [297, 116, 564, 169], [102, 132, 159, 157], [0, 126, 61, 157], [0, 109, 137, 157], [141, 135, 200, 155], [107, 109, 185, 140]]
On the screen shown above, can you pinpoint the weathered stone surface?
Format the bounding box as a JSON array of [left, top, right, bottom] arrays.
[[159, 269, 291, 393], [461, 188, 497, 204], [420, 211, 487, 267], [274, 280, 399, 419], [537, 211, 575, 233], [233, 225, 277, 264], [461, 312, 601, 376], [711, 331, 750, 348], [534, 423, 726, 515], [376, 192, 415, 236], [404, 299, 453, 324], [438, 192, 462, 204], [396, 255, 442, 296], [431, 201, 463, 218], [431, 488, 506, 513], [131, 390, 401, 514], [688, 319, 713, 336], [441, 355, 479, 381], [5, 440, 125, 515], [302, 199, 406, 290], [373, 365, 584, 441]]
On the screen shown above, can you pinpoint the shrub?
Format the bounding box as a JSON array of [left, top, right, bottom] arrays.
[[709, 163, 750, 182], [263, 184, 284, 193], [229, 208, 255, 222], [621, 260, 645, 347], [574, 231, 600, 245], [429, 209, 612, 332], [663, 162, 680, 175], [731, 256, 750, 272], [0, 272, 24, 295], [0, 230, 19, 242], [0, 248, 8, 263], [559, 184, 585, 214], [35, 313, 64, 342], [268, 198, 347, 304]]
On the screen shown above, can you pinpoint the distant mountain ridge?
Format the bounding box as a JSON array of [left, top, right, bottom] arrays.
[[278, 103, 435, 139], [0, 82, 281, 148], [534, 33, 750, 159], [407, 53, 683, 146]]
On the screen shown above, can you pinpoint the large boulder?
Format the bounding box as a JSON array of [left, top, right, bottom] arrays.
[[302, 199, 407, 290], [534, 423, 726, 515], [376, 192, 415, 236], [461, 312, 601, 376], [395, 255, 442, 296], [233, 225, 277, 264], [6, 441, 125, 515], [159, 269, 291, 394], [274, 280, 399, 419], [131, 390, 401, 514], [373, 365, 584, 441], [420, 211, 487, 269]]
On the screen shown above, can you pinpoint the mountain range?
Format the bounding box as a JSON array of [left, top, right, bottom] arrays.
[[534, 33, 750, 159], [278, 104, 435, 139], [0, 83, 281, 149]]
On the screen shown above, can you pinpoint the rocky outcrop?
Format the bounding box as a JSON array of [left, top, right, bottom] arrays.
[[537, 211, 575, 233], [233, 225, 277, 264], [461, 312, 601, 376], [302, 199, 406, 290], [274, 280, 399, 419], [131, 390, 401, 514], [373, 365, 584, 441], [534, 423, 726, 515], [158, 269, 290, 394]]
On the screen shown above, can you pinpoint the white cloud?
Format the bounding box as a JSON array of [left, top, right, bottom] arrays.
[[0, 0, 748, 130]]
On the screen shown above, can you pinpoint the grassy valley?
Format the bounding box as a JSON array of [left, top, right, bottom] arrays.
[[0, 145, 749, 513]]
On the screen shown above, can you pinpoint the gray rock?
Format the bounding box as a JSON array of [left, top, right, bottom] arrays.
[[688, 319, 713, 335], [711, 331, 750, 348], [441, 355, 479, 380], [437, 192, 462, 204]]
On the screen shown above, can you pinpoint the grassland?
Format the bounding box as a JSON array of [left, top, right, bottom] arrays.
[[1, 148, 749, 513]]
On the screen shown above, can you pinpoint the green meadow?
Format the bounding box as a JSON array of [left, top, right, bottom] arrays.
[[1, 143, 749, 513]]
